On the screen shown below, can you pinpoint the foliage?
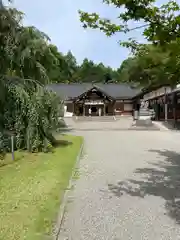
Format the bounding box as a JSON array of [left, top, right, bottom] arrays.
[[79, 0, 180, 45], [71, 58, 119, 83], [0, 3, 64, 155], [116, 41, 180, 88], [79, 0, 180, 87], [0, 75, 63, 154]]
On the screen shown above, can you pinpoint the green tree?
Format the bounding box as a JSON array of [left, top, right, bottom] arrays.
[[79, 0, 180, 87], [117, 58, 138, 83], [79, 0, 180, 45], [64, 51, 78, 80], [0, 3, 63, 156], [45, 44, 71, 83], [72, 58, 118, 83], [117, 42, 180, 87]]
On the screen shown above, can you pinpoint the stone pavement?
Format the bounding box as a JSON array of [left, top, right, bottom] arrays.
[[64, 116, 159, 132], [58, 118, 180, 240]]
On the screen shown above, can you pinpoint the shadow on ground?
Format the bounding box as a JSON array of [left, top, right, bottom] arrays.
[[53, 139, 73, 148], [161, 120, 180, 131], [108, 149, 180, 224]]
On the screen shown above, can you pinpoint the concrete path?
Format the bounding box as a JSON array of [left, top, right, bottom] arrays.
[[58, 118, 180, 240]]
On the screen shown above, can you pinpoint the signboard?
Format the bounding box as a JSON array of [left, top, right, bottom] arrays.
[[116, 100, 132, 103], [84, 100, 104, 105], [123, 100, 133, 103]]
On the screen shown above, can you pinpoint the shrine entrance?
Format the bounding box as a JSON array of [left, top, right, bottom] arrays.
[[91, 106, 97, 115], [74, 86, 114, 116], [84, 100, 105, 116]]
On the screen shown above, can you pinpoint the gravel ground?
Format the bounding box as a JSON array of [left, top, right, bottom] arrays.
[[58, 118, 180, 240]]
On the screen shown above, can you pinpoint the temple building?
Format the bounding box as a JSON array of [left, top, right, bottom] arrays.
[[48, 83, 141, 116], [137, 84, 180, 121]]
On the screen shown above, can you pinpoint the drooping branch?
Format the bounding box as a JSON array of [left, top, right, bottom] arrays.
[[79, 0, 180, 45]]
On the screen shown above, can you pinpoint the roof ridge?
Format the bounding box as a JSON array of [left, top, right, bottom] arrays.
[[46, 83, 141, 100]]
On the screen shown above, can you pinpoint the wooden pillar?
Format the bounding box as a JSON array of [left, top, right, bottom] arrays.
[[72, 102, 75, 116], [83, 104, 85, 116], [172, 92, 177, 127], [113, 101, 116, 116], [121, 100, 123, 115], [164, 101, 168, 122]]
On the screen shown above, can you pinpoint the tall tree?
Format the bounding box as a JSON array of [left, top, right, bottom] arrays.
[[0, 4, 63, 156], [117, 42, 180, 87]]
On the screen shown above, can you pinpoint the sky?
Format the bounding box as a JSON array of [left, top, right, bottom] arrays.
[[7, 0, 165, 69]]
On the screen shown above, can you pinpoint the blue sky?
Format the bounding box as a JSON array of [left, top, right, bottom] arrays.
[[8, 0, 164, 69]]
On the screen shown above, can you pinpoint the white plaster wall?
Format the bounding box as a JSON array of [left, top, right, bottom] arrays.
[[124, 103, 133, 111]]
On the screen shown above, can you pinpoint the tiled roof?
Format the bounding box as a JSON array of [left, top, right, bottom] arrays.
[[47, 83, 141, 100]]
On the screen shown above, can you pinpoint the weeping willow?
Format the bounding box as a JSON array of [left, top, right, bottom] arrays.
[[0, 75, 63, 156], [0, 4, 64, 157]]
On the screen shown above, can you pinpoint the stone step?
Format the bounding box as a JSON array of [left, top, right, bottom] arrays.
[[135, 119, 153, 126], [139, 109, 150, 113], [139, 108, 154, 116], [73, 116, 116, 122]]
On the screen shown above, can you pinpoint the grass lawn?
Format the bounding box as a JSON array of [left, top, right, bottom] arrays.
[[0, 134, 83, 240]]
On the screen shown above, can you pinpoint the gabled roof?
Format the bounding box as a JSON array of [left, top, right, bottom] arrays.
[[47, 83, 141, 100], [96, 83, 141, 99], [75, 85, 115, 102]]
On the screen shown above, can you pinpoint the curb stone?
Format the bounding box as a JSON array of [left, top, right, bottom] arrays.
[[52, 138, 84, 240]]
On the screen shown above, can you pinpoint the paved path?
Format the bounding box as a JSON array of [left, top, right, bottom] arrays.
[[58, 118, 180, 240]]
